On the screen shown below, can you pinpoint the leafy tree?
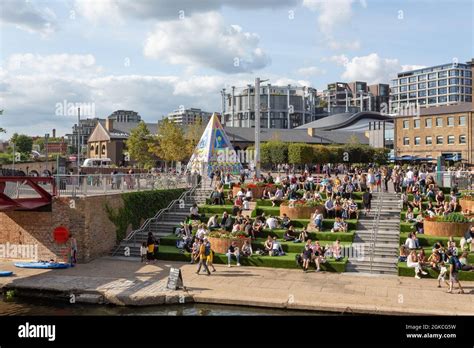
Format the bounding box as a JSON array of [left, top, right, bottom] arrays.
[[150, 118, 186, 166], [312, 145, 330, 164], [184, 119, 204, 158], [10, 133, 33, 154], [125, 122, 155, 168], [288, 143, 313, 164], [0, 110, 5, 133]]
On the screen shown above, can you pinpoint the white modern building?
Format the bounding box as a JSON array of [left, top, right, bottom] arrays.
[[390, 60, 473, 112], [166, 108, 213, 126]]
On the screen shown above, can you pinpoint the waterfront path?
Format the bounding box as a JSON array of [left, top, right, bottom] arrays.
[[0, 258, 472, 315]]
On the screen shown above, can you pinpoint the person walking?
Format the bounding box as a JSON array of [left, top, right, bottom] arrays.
[[447, 250, 465, 294], [69, 234, 78, 265], [196, 239, 211, 275], [362, 188, 372, 216], [146, 232, 156, 265], [205, 238, 216, 272]]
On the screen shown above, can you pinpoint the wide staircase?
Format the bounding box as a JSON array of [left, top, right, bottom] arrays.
[[111, 183, 213, 258], [346, 191, 401, 275]]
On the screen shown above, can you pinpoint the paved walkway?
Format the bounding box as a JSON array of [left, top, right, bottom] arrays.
[[0, 258, 472, 315]]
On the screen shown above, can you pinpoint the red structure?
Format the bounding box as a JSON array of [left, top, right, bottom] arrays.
[[0, 177, 56, 211]]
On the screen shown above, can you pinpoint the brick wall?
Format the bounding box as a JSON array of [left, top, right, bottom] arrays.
[[0, 194, 124, 263]]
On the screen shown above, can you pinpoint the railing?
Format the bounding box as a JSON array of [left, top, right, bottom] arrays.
[[369, 190, 384, 274], [432, 170, 474, 190], [111, 181, 201, 256], [53, 173, 194, 197]]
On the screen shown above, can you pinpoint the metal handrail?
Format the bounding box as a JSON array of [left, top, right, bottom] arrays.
[[369, 190, 383, 273], [111, 181, 201, 256]]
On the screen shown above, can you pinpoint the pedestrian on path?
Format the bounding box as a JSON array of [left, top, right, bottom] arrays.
[[362, 188, 372, 216], [146, 232, 156, 265], [69, 234, 78, 265], [447, 250, 465, 294], [196, 239, 211, 275], [205, 238, 216, 272]]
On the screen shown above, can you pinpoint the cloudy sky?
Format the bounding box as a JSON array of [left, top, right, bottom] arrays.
[[0, 0, 472, 138]]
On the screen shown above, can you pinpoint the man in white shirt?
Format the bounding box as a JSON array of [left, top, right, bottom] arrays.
[[265, 216, 278, 230]]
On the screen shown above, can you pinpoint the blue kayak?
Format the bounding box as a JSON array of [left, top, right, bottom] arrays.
[[14, 262, 70, 269], [0, 271, 13, 276]]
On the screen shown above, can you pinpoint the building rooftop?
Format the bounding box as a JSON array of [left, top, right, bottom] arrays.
[[224, 127, 368, 145], [296, 111, 393, 131]]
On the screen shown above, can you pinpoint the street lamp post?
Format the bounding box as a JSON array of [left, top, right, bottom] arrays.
[[45, 133, 49, 174], [254, 77, 269, 178]]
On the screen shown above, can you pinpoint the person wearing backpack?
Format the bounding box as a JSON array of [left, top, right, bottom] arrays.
[[447, 250, 465, 294], [204, 238, 216, 273]]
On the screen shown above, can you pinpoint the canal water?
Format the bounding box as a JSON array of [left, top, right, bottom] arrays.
[[0, 297, 334, 316]]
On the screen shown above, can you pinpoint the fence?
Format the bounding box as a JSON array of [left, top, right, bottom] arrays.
[[53, 173, 196, 197], [432, 171, 474, 190]]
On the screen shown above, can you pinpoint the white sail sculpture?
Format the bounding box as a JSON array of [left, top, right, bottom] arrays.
[[186, 113, 243, 177]]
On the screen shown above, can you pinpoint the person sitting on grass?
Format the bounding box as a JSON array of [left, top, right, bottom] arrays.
[[301, 241, 313, 272], [207, 215, 219, 229], [264, 236, 273, 255], [331, 217, 347, 233], [428, 249, 441, 269], [196, 224, 207, 240], [407, 250, 428, 279], [220, 212, 233, 232], [261, 187, 271, 199], [241, 239, 253, 257], [348, 199, 358, 219], [244, 188, 253, 202], [281, 213, 292, 229], [405, 207, 416, 223], [312, 241, 325, 272], [298, 227, 309, 243], [399, 245, 408, 262], [226, 241, 241, 267], [459, 251, 472, 271], [189, 203, 201, 221], [417, 248, 427, 264], [283, 228, 296, 242], [449, 191, 458, 212], [324, 197, 335, 218], [312, 211, 324, 231], [271, 237, 284, 256], [410, 192, 423, 211], [190, 239, 200, 264], [270, 187, 284, 207], [265, 215, 279, 230], [332, 239, 342, 261]]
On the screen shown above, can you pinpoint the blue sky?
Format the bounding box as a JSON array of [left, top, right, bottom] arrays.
[[0, 0, 472, 138]]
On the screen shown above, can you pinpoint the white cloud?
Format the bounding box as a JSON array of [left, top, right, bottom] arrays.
[[322, 54, 349, 66], [328, 40, 361, 51], [273, 78, 311, 87], [143, 12, 270, 73], [0, 0, 57, 35], [75, 0, 298, 22], [297, 66, 325, 76], [340, 53, 407, 84], [6, 54, 102, 76]]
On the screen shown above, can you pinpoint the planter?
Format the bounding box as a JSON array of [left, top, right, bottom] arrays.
[[460, 198, 474, 212], [424, 219, 471, 237], [208, 236, 251, 254], [280, 203, 325, 219]]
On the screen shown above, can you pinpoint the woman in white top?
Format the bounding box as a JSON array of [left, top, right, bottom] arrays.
[[407, 250, 427, 279]]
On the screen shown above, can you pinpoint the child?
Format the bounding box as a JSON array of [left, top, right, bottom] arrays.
[[140, 242, 147, 263], [437, 261, 449, 288]]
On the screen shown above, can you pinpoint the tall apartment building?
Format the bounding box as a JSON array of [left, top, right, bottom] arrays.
[[108, 110, 141, 123], [166, 108, 213, 126], [221, 84, 318, 129], [322, 81, 389, 113], [390, 60, 473, 112]]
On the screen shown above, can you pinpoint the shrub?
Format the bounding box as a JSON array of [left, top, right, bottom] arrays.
[[436, 212, 471, 223]]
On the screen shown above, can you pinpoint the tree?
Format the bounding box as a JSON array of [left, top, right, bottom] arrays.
[[288, 143, 313, 165], [11, 133, 33, 154], [125, 122, 155, 168], [312, 145, 330, 164], [184, 119, 204, 158], [0, 110, 5, 133], [150, 118, 186, 166]]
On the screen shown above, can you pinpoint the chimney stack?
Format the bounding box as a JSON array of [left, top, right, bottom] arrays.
[[106, 118, 113, 131], [52, 128, 56, 138]]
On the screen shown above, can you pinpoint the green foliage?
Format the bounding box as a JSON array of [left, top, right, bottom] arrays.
[[106, 189, 185, 241], [126, 121, 155, 168], [261, 140, 288, 165], [0, 109, 5, 133], [436, 212, 470, 223], [312, 145, 331, 164], [288, 143, 313, 164], [10, 133, 33, 154], [151, 118, 186, 164]]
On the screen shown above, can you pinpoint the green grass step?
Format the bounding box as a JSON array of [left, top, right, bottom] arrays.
[[399, 233, 462, 247], [398, 262, 474, 281], [156, 245, 347, 272]]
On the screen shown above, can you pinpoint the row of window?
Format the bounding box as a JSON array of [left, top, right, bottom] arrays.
[[394, 69, 472, 85], [402, 135, 467, 146], [402, 115, 466, 129], [394, 79, 472, 92], [394, 95, 472, 104]]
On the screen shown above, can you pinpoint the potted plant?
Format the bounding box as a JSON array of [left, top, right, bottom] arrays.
[[424, 212, 472, 237], [207, 230, 251, 254], [280, 199, 324, 219]]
